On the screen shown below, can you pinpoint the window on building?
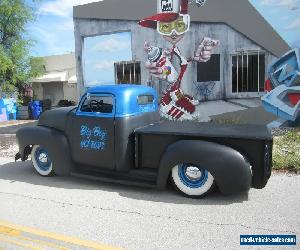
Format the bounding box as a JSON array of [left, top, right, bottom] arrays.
[[197, 54, 220, 82], [114, 61, 141, 84], [232, 52, 265, 93]]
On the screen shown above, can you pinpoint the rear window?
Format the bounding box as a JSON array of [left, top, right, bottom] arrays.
[[138, 95, 154, 105]]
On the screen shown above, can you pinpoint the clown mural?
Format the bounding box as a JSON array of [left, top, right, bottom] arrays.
[[138, 0, 219, 120]]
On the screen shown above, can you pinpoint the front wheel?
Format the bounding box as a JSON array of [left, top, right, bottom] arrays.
[[31, 145, 55, 176], [171, 163, 214, 197]]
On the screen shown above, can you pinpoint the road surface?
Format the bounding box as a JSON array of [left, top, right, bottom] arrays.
[[0, 154, 299, 250]]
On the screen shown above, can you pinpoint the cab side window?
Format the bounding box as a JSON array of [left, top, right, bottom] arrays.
[[137, 94, 156, 113], [80, 95, 114, 114], [138, 95, 154, 105]]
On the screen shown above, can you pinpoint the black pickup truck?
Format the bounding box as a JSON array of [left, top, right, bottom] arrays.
[[16, 84, 273, 197]]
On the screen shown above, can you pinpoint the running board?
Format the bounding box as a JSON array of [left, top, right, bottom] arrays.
[[70, 168, 157, 188]]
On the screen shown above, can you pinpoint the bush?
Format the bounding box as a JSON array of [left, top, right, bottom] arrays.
[[272, 128, 300, 172], [58, 99, 76, 107]]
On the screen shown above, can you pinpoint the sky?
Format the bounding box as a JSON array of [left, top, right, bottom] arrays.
[[27, 0, 300, 85], [83, 32, 132, 85]]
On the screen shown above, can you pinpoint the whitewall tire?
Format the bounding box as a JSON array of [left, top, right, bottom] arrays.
[[31, 145, 55, 176], [172, 163, 214, 197]]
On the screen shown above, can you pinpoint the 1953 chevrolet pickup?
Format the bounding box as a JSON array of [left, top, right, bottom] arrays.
[[16, 84, 273, 197]]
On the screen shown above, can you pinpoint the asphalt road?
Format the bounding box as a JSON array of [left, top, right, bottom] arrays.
[[0, 155, 299, 250]]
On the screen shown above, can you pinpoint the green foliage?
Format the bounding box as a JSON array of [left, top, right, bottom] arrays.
[[0, 0, 44, 98], [273, 128, 300, 172]]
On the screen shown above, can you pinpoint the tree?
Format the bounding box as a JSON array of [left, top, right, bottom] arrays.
[[0, 0, 44, 101]]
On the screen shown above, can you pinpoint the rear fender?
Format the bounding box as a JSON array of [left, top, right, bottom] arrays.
[[16, 126, 72, 176], [157, 140, 252, 194]]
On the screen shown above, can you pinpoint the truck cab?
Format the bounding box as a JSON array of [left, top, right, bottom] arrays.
[[66, 85, 159, 172]]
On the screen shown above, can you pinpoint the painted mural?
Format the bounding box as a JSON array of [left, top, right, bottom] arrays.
[[0, 98, 17, 122], [138, 0, 219, 121], [262, 49, 300, 124]]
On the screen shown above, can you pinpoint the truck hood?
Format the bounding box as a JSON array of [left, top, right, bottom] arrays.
[[38, 107, 76, 132]]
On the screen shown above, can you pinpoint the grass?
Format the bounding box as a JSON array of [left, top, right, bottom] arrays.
[[213, 118, 299, 172], [169, 116, 299, 171], [272, 128, 300, 172]]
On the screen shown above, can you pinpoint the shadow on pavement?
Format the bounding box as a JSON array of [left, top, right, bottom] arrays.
[[0, 160, 248, 205]]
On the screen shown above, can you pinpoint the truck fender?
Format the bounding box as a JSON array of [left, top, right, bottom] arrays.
[[157, 140, 252, 194], [16, 126, 72, 176]]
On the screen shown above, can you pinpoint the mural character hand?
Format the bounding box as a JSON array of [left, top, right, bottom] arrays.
[[145, 60, 178, 83], [194, 37, 219, 62], [145, 61, 165, 79]]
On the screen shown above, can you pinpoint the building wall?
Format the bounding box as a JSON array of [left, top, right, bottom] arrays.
[[32, 82, 43, 101], [63, 82, 77, 103], [42, 53, 76, 72], [33, 81, 78, 106], [74, 19, 277, 100]]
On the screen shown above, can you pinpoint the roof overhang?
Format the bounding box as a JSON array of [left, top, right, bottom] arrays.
[[33, 71, 68, 83], [68, 75, 77, 84]]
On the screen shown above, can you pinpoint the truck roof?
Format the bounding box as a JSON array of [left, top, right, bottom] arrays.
[[87, 84, 154, 96], [83, 84, 158, 117]]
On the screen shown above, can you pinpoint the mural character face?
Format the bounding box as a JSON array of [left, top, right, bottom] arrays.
[[163, 33, 185, 44], [157, 14, 190, 44]]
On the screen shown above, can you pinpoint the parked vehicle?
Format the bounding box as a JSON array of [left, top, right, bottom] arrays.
[[16, 84, 273, 197]]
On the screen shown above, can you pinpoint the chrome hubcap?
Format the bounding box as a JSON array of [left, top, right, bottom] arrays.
[[38, 153, 48, 163], [178, 164, 209, 189], [185, 166, 202, 181]]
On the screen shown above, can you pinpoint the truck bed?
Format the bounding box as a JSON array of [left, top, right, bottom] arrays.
[[135, 121, 273, 189], [135, 121, 272, 140]]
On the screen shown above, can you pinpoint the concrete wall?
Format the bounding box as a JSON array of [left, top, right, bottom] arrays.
[[74, 19, 277, 101], [42, 53, 76, 72], [63, 83, 77, 103], [32, 82, 74, 106], [32, 82, 43, 101], [32, 81, 78, 106]]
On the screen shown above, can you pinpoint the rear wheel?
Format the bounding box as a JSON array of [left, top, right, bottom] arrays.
[[171, 163, 214, 197], [31, 145, 55, 176]]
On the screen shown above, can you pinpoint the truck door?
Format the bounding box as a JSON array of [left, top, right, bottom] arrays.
[[69, 93, 115, 170]]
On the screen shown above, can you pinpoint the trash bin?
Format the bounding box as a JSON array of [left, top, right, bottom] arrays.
[[29, 101, 42, 120]]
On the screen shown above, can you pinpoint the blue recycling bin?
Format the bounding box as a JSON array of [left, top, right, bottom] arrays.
[[29, 101, 42, 120]]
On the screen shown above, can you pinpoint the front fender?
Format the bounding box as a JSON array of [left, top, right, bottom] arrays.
[[16, 126, 72, 176], [157, 140, 252, 194]]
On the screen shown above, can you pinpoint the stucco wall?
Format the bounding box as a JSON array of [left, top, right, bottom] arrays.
[[32, 82, 43, 101], [63, 83, 78, 103], [74, 19, 277, 101], [33, 81, 78, 105]]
